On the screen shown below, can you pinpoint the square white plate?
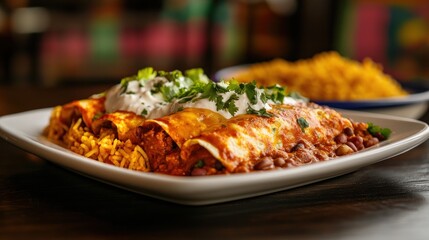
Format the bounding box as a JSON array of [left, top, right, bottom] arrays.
[[1, 108, 428, 205]]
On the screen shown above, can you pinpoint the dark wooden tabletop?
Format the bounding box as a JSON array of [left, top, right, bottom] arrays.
[[1, 85, 429, 240]]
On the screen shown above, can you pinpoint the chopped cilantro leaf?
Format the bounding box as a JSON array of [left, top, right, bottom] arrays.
[[224, 94, 239, 116], [215, 95, 224, 111], [158, 70, 183, 82], [367, 122, 391, 140], [160, 85, 174, 101], [226, 79, 244, 94], [137, 67, 156, 80], [199, 82, 217, 101], [244, 81, 257, 104], [297, 117, 309, 132], [246, 105, 273, 117], [194, 160, 205, 168], [185, 68, 209, 84], [260, 92, 268, 103], [92, 112, 104, 121], [120, 76, 133, 94], [215, 83, 228, 94], [264, 85, 287, 104], [178, 94, 198, 103]]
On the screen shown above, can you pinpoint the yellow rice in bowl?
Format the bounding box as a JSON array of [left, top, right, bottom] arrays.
[[229, 52, 408, 101]]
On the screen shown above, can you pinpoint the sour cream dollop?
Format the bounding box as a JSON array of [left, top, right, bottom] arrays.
[[105, 70, 302, 119]]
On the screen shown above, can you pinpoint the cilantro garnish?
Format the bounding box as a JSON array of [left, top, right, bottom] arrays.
[[297, 117, 309, 132], [244, 81, 257, 104], [92, 112, 104, 121], [215, 95, 224, 111], [264, 85, 285, 103], [226, 80, 241, 93], [137, 67, 156, 80], [119, 77, 132, 94], [224, 94, 239, 116], [117, 67, 307, 118], [185, 68, 209, 84], [194, 160, 205, 168], [204, 83, 218, 101], [157, 70, 183, 82], [367, 122, 391, 140], [260, 92, 268, 103], [246, 105, 273, 117], [120, 67, 156, 94], [159, 85, 175, 102]]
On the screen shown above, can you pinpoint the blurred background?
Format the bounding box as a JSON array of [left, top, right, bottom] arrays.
[[0, 0, 428, 86]]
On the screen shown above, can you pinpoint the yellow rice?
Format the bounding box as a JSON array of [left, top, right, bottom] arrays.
[[229, 51, 408, 101], [44, 107, 150, 172]]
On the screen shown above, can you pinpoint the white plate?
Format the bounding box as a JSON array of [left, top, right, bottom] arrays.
[[1, 108, 429, 205], [214, 65, 429, 119]]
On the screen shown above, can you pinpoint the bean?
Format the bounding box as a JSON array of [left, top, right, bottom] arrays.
[[335, 133, 348, 144], [336, 144, 354, 156], [346, 141, 358, 152], [374, 132, 386, 141], [344, 127, 354, 136], [348, 136, 364, 150], [254, 157, 274, 170], [364, 137, 379, 147], [291, 142, 305, 152], [296, 150, 316, 163], [191, 168, 207, 176], [214, 160, 224, 170], [273, 157, 286, 167]]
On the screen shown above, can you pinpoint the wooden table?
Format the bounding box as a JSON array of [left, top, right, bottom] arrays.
[[1, 85, 429, 239]]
